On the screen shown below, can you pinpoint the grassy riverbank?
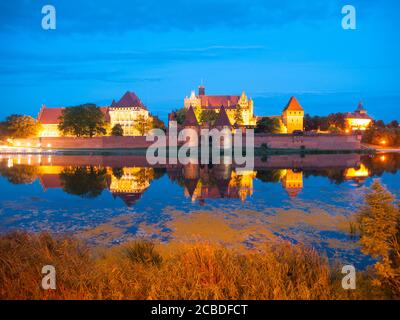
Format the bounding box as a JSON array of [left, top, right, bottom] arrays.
[[0, 231, 388, 300]]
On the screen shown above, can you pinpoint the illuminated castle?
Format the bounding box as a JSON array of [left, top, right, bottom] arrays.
[[109, 167, 153, 206], [184, 85, 256, 126], [181, 163, 256, 204], [37, 91, 150, 137], [345, 102, 373, 132]]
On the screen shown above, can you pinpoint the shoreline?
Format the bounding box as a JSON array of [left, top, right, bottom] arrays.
[[0, 147, 375, 156]]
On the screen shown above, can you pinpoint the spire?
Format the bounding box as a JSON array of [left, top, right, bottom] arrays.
[[214, 106, 232, 127], [356, 100, 366, 114], [184, 106, 199, 126]]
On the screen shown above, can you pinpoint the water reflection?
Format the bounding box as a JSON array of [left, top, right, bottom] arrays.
[[1, 153, 400, 206]]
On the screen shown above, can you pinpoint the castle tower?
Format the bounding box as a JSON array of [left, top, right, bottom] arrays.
[[198, 85, 205, 96], [183, 105, 200, 147], [282, 96, 304, 133]]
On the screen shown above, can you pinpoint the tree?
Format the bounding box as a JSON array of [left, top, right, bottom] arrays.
[[357, 180, 400, 297], [375, 120, 386, 128], [59, 166, 107, 198], [151, 115, 166, 131], [328, 125, 340, 134], [0, 164, 39, 184], [234, 105, 244, 125], [4, 115, 41, 138], [200, 109, 218, 125], [327, 113, 346, 131], [58, 104, 107, 138], [0, 121, 8, 140], [174, 108, 187, 126], [388, 120, 399, 128], [255, 117, 284, 133], [134, 115, 153, 136], [112, 167, 124, 180], [111, 124, 124, 136]]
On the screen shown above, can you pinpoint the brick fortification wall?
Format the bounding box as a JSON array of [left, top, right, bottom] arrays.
[[12, 133, 361, 150], [13, 136, 156, 149], [253, 133, 361, 150]]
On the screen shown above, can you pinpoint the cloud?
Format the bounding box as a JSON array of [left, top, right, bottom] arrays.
[[0, 0, 360, 34]]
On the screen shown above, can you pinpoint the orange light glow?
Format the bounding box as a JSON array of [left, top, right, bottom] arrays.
[[345, 164, 370, 179]]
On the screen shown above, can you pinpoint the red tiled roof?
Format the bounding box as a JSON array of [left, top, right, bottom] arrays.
[[38, 105, 110, 124], [184, 106, 199, 126], [112, 91, 146, 109], [199, 95, 240, 109], [283, 96, 304, 112], [214, 106, 232, 127]]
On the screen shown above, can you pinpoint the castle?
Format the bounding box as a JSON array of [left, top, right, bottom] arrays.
[[182, 85, 304, 133], [37, 91, 151, 137], [184, 85, 257, 126]]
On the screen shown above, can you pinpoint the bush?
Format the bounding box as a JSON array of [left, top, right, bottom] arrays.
[[111, 124, 124, 136], [124, 241, 162, 267]]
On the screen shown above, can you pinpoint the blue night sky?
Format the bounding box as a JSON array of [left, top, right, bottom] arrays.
[[0, 0, 399, 122]]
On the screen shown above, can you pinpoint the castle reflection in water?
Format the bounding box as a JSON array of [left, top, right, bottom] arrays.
[[0, 153, 399, 207]]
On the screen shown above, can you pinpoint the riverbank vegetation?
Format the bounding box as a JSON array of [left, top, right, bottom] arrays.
[[0, 232, 373, 300]]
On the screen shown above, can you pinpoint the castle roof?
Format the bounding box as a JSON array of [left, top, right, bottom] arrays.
[[214, 106, 232, 127], [112, 91, 146, 109], [356, 101, 366, 112], [283, 96, 304, 112], [113, 192, 143, 207], [38, 104, 109, 124], [199, 95, 240, 109], [285, 188, 302, 199], [184, 106, 199, 126]]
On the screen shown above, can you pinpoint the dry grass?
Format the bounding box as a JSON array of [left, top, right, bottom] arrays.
[[0, 232, 384, 300]]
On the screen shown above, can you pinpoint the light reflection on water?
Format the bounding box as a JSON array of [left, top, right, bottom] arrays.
[[0, 152, 399, 269]]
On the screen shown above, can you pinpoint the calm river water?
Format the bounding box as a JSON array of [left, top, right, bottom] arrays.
[[0, 152, 399, 269]]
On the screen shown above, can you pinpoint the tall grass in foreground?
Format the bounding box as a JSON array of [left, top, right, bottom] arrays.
[[0, 231, 385, 300]]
